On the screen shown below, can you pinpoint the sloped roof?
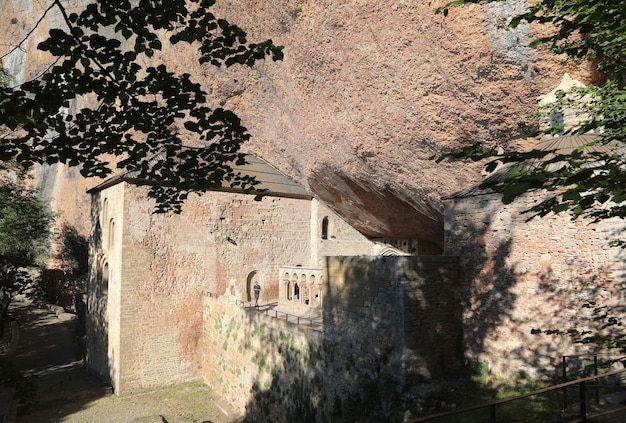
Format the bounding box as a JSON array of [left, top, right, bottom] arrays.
[[87, 152, 312, 200], [445, 134, 625, 199]]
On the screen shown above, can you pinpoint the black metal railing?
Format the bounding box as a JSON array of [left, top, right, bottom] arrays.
[[405, 368, 626, 423], [560, 353, 626, 412], [262, 308, 318, 327], [225, 296, 322, 330]]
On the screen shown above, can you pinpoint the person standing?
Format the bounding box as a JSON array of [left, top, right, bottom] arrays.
[[253, 282, 261, 307]]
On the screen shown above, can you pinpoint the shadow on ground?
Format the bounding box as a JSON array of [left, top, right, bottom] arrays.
[[2, 303, 239, 423]]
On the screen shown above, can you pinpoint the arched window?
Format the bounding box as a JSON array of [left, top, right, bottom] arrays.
[[102, 198, 108, 224], [108, 219, 115, 248], [99, 261, 109, 298], [298, 273, 306, 304], [550, 112, 564, 135], [321, 216, 329, 240], [285, 280, 291, 301], [246, 271, 258, 303]]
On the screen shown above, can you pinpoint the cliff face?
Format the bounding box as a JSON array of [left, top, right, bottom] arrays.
[[0, 0, 591, 250], [1, 0, 94, 247]]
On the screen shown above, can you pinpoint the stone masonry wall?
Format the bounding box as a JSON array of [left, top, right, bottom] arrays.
[[85, 192, 109, 382], [86, 183, 126, 387], [90, 181, 378, 394], [444, 192, 626, 378], [200, 297, 324, 423], [115, 185, 205, 393], [113, 185, 316, 393], [201, 255, 462, 423], [323, 256, 463, 394]]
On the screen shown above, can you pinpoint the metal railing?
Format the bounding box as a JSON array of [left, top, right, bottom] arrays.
[[560, 353, 626, 411], [259, 308, 318, 327], [405, 368, 626, 423], [221, 296, 322, 330]]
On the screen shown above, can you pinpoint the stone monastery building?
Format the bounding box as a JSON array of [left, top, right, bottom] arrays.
[[85, 153, 462, 422], [86, 154, 373, 387], [442, 75, 626, 378]]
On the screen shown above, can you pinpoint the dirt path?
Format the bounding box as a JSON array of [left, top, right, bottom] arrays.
[[3, 303, 243, 423]]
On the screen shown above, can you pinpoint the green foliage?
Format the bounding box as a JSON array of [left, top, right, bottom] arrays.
[[0, 0, 284, 213], [0, 67, 10, 88], [435, 0, 626, 222], [532, 301, 626, 353], [0, 180, 54, 317], [0, 183, 52, 266]]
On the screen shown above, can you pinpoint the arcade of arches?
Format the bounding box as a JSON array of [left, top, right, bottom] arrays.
[[279, 266, 323, 309]]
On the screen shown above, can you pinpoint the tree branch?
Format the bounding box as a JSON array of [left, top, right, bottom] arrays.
[[0, 1, 57, 61]]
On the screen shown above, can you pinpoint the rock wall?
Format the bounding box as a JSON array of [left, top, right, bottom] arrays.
[[197, 0, 593, 246], [444, 191, 626, 377], [0, 0, 100, 268], [0, 0, 593, 249]]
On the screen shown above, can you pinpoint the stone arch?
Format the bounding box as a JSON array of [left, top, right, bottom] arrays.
[[279, 267, 324, 308], [298, 273, 307, 304], [379, 247, 403, 256], [246, 271, 259, 303], [98, 258, 109, 298], [282, 272, 291, 301], [284, 279, 291, 301]]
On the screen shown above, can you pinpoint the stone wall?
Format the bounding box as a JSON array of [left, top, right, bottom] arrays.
[[323, 256, 463, 389], [200, 297, 324, 422], [86, 183, 126, 386], [112, 185, 317, 393], [86, 181, 379, 394], [85, 192, 109, 381], [201, 255, 462, 423], [444, 192, 626, 378]]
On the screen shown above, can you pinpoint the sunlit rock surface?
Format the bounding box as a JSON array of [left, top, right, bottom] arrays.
[[0, 0, 593, 248]]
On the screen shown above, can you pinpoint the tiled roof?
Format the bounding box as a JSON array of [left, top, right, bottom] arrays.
[[87, 152, 312, 200], [444, 134, 625, 199]]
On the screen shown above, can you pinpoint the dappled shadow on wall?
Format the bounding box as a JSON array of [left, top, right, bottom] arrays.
[[239, 254, 466, 423], [446, 201, 626, 386]]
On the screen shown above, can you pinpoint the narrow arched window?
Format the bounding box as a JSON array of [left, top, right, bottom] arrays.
[[102, 198, 108, 225], [108, 219, 115, 248], [100, 262, 109, 297], [321, 216, 329, 240], [246, 271, 259, 303]]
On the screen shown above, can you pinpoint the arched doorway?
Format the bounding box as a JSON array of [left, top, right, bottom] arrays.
[[246, 271, 258, 303]]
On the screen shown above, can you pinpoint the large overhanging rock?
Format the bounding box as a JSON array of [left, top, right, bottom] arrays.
[[194, 0, 592, 246], [308, 169, 445, 247], [1, 0, 594, 249]]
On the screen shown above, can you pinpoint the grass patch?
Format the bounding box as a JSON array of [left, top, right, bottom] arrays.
[[18, 381, 241, 423]]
